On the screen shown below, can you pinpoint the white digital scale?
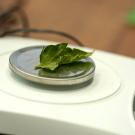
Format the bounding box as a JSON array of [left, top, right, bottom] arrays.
[[0, 36, 135, 135]]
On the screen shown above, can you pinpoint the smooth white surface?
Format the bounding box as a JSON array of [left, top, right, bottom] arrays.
[[0, 37, 135, 135], [0, 53, 120, 104]]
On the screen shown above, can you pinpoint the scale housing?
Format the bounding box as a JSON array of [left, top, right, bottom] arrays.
[[0, 37, 135, 135]]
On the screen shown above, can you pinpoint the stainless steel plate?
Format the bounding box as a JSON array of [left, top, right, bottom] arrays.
[[9, 46, 95, 86]]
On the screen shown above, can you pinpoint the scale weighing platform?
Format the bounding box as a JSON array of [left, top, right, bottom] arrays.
[[0, 37, 135, 135]]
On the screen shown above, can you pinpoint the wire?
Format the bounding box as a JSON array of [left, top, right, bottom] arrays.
[[1, 28, 85, 46], [0, 1, 19, 19], [0, 0, 85, 47]]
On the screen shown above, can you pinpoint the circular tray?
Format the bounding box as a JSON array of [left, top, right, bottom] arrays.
[[9, 46, 95, 86], [0, 52, 120, 104]]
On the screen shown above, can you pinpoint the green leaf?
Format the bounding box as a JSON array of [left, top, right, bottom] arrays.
[[38, 61, 93, 78], [127, 8, 135, 26], [36, 43, 93, 71]]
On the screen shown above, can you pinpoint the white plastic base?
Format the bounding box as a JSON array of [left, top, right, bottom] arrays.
[[0, 37, 135, 135], [0, 53, 120, 104]]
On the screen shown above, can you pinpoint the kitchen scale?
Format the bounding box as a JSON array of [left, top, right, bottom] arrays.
[[0, 36, 135, 135]]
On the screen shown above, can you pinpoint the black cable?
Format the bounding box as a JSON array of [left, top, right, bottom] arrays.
[[0, 0, 29, 36], [0, 2, 19, 19], [17, 9, 29, 36], [1, 28, 85, 46], [0, 1, 85, 47]]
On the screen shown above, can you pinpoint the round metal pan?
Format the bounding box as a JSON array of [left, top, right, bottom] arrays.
[[9, 46, 95, 86]]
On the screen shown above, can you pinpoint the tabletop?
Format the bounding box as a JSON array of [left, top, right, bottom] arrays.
[[24, 0, 135, 57]]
